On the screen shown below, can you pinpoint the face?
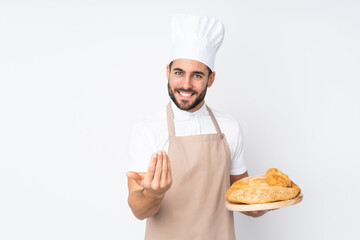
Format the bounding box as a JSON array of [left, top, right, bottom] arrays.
[[167, 59, 215, 112]]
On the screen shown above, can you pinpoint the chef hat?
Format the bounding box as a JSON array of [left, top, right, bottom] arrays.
[[170, 13, 225, 71]]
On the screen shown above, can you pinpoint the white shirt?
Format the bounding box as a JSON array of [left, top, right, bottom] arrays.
[[127, 101, 247, 175]]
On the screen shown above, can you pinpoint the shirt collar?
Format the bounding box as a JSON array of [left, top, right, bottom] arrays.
[[171, 101, 208, 120]]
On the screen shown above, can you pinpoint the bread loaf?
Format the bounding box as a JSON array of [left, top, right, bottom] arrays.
[[226, 168, 301, 204]]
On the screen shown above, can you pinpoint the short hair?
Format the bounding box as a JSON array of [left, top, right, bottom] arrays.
[[169, 61, 213, 77]]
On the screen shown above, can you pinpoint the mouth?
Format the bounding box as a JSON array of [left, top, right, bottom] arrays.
[[177, 90, 195, 99]]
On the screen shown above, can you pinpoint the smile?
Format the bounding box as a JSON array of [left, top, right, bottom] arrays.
[[178, 91, 194, 98]]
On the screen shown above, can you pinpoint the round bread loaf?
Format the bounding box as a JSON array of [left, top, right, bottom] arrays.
[[226, 168, 301, 204]]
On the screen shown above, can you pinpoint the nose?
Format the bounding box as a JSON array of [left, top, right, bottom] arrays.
[[182, 74, 192, 89]]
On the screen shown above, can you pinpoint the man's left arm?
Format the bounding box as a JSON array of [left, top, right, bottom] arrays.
[[230, 171, 249, 185], [230, 171, 270, 218]]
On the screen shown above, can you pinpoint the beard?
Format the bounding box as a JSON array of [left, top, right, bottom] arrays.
[[168, 82, 207, 111]]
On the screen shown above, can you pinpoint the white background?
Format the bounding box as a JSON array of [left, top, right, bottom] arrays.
[[1, 0, 359, 239]]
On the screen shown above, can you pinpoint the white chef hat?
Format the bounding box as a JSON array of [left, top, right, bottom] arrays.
[[170, 13, 225, 71]]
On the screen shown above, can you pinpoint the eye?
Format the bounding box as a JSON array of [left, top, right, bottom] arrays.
[[174, 71, 182, 75], [194, 74, 203, 79]]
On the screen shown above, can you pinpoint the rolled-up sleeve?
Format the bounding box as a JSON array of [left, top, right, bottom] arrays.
[[229, 122, 247, 175]]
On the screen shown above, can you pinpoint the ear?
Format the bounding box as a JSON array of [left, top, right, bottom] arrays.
[[166, 64, 170, 79], [207, 71, 216, 87]]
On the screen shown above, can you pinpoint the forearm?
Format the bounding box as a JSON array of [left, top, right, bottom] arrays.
[[128, 189, 165, 220]]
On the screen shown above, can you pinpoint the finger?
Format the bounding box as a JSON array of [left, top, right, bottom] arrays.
[[160, 151, 168, 188], [126, 171, 143, 185], [126, 171, 143, 180], [153, 151, 163, 185], [251, 210, 268, 217], [167, 153, 172, 184], [145, 153, 158, 184]]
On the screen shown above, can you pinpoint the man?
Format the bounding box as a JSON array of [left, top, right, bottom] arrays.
[[127, 14, 268, 240]]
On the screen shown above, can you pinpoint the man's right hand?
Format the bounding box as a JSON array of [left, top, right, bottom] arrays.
[[127, 151, 172, 199]]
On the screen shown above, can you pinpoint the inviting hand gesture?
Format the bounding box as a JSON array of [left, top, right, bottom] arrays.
[[127, 151, 172, 198]]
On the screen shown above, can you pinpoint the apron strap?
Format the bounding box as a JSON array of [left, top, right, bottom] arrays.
[[206, 106, 222, 134], [167, 102, 176, 137], [166, 101, 222, 137]]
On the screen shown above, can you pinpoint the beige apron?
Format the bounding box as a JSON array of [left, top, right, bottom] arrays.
[[145, 102, 235, 240]]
